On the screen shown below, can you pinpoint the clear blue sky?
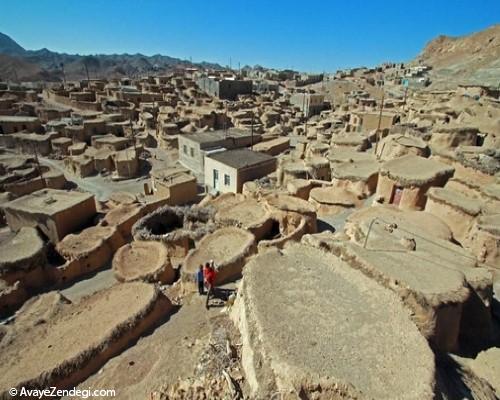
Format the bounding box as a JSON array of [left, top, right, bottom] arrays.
[[2, 0, 499, 72]]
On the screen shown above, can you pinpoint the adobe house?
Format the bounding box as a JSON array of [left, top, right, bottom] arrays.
[[277, 161, 309, 186], [113, 241, 175, 284], [204, 149, 276, 194], [289, 92, 325, 117], [196, 76, 252, 100], [36, 105, 72, 123], [182, 227, 256, 287], [90, 148, 114, 173], [231, 242, 436, 399], [482, 183, 500, 215], [457, 84, 500, 99], [348, 111, 399, 132], [6, 133, 53, 156], [0, 227, 46, 316], [149, 167, 198, 205], [113, 148, 139, 179], [92, 134, 129, 151], [56, 225, 125, 276], [51, 137, 72, 156], [305, 156, 331, 181], [376, 134, 429, 161], [429, 126, 479, 149], [65, 125, 86, 143], [286, 179, 313, 200], [330, 133, 369, 151], [331, 159, 380, 198], [376, 155, 455, 210], [431, 147, 497, 200], [3, 169, 66, 197], [251, 136, 290, 156], [329, 215, 492, 353], [309, 185, 362, 216], [0, 282, 172, 396], [215, 198, 272, 240], [101, 202, 145, 240], [2, 189, 97, 243], [157, 122, 180, 149], [465, 214, 500, 268], [68, 142, 87, 155], [64, 155, 96, 177], [265, 194, 317, 234], [0, 115, 42, 134], [425, 187, 482, 245], [328, 147, 375, 167], [305, 141, 330, 158]]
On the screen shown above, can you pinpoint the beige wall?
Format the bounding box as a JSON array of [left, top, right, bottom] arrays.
[[154, 178, 198, 205], [4, 196, 97, 243], [424, 198, 476, 244], [205, 156, 276, 193], [204, 158, 239, 193]]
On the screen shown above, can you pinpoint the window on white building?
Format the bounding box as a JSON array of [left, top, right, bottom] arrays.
[[224, 174, 230, 186]]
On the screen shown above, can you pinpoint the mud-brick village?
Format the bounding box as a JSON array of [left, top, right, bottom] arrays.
[[0, 3, 500, 399]]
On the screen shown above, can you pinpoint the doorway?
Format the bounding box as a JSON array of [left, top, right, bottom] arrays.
[[213, 169, 220, 191], [390, 186, 403, 206]]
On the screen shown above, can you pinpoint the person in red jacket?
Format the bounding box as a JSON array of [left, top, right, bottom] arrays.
[[204, 261, 217, 309]]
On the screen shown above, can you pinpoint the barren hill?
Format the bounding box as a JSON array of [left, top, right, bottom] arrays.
[[0, 54, 59, 81], [416, 24, 500, 88]]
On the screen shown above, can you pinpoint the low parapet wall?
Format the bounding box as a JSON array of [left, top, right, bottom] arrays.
[[182, 227, 256, 287], [113, 241, 175, 284], [132, 205, 216, 257]]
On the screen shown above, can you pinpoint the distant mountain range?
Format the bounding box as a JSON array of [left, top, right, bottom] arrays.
[[0, 32, 223, 82], [1, 25, 499, 86]]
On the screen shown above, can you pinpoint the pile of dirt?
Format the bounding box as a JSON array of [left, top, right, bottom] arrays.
[[154, 314, 245, 400]]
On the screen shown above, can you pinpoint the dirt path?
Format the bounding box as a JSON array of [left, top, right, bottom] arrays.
[[39, 156, 148, 201], [65, 293, 221, 399]]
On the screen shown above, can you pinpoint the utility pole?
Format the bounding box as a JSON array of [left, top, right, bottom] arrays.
[[251, 110, 254, 149], [84, 62, 90, 87], [374, 90, 385, 157], [129, 120, 138, 154], [32, 144, 46, 188], [128, 120, 138, 178], [60, 62, 66, 86]]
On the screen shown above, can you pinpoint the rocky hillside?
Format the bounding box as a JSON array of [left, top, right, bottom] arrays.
[[0, 54, 60, 82], [416, 24, 500, 88], [0, 32, 222, 82]]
